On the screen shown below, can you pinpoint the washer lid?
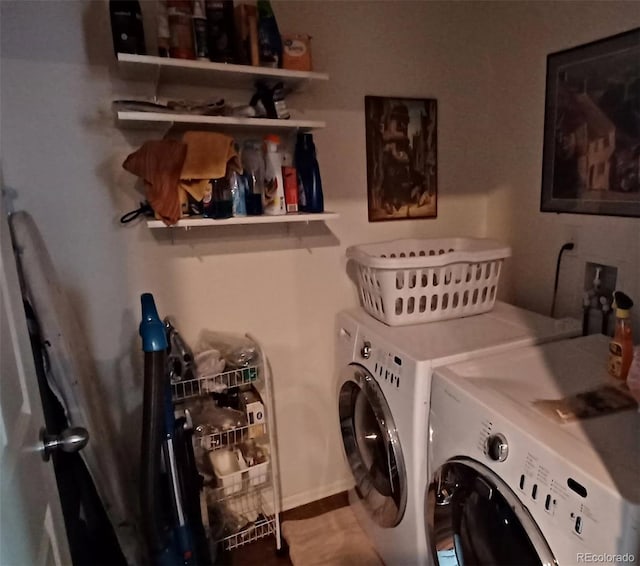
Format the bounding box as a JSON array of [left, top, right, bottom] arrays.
[[340, 302, 579, 366], [426, 458, 556, 566], [338, 364, 407, 528]]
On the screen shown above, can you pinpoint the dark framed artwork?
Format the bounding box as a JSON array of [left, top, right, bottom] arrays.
[[365, 96, 437, 221], [541, 28, 640, 217]]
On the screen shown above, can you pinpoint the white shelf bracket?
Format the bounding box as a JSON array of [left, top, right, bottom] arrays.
[[152, 64, 162, 103]]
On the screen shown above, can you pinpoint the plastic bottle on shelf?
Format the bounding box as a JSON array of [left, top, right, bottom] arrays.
[[256, 0, 283, 67], [229, 171, 247, 217], [294, 132, 324, 213], [205, 0, 236, 63], [109, 0, 146, 55], [608, 291, 634, 381], [212, 177, 233, 219], [262, 135, 286, 215], [202, 178, 232, 219], [156, 0, 170, 57], [192, 0, 209, 61], [167, 0, 195, 59], [241, 140, 265, 216]]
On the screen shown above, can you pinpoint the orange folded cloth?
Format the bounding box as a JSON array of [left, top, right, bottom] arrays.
[[179, 131, 243, 201], [123, 139, 187, 225]]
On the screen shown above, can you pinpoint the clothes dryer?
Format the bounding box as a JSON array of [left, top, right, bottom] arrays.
[[336, 302, 580, 566], [426, 334, 639, 565]]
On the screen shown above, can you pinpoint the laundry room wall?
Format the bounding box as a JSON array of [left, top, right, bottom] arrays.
[[1, 0, 494, 512], [482, 2, 640, 332]]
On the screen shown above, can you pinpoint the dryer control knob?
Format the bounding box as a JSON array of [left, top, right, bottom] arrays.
[[361, 341, 372, 359], [486, 433, 509, 462]]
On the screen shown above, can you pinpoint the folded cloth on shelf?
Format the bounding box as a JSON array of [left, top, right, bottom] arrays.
[[122, 139, 187, 225], [178, 131, 243, 201], [282, 506, 384, 566], [180, 178, 211, 203]]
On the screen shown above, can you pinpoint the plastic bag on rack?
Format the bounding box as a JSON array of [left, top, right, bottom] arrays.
[[184, 396, 247, 437], [238, 439, 268, 466], [195, 331, 259, 369], [206, 498, 248, 538], [194, 349, 226, 382]]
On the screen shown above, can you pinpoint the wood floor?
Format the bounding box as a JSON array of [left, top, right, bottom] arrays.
[[218, 492, 349, 566]]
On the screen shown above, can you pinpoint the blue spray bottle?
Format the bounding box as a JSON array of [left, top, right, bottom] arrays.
[[295, 132, 324, 213]]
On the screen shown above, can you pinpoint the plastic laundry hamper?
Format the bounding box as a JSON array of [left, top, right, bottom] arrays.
[[346, 238, 511, 326]]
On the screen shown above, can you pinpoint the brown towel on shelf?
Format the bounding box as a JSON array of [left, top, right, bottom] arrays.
[[122, 139, 187, 225], [179, 131, 243, 201]]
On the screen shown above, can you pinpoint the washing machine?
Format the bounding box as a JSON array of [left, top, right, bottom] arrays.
[[426, 334, 640, 565], [336, 301, 580, 566]]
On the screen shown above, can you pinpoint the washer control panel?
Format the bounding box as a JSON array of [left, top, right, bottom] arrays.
[[475, 415, 596, 542]]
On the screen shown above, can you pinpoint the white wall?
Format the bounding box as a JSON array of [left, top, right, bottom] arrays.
[[1, 0, 492, 513], [482, 2, 640, 331]]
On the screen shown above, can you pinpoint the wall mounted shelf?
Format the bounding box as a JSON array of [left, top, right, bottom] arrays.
[[117, 53, 329, 91], [147, 212, 339, 229], [116, 110, 325, 131]]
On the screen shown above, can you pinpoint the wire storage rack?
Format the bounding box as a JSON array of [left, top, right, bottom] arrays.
[[208, 487, 277, 551], [172, 365, 259, 401], [172, 335, 282, 555]]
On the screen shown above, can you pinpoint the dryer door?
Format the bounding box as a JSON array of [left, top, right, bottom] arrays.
[[338, 364, 407, 528], [425, 458, 556, 566]]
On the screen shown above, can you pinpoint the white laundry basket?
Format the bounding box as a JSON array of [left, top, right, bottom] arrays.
[[346, 238, 511, 326]]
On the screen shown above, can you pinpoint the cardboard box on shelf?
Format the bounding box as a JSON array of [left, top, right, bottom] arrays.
[[282, 33, 312, 72]]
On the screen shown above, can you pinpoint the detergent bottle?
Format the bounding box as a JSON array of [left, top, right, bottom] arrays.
[[262, 134, 286, 215], [608, 291, 634, 380]]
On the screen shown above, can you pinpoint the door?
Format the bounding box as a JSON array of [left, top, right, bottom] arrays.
[[338, 364, 407, 528], [425, 458, 556, 566], [0, 199, 71, 566]]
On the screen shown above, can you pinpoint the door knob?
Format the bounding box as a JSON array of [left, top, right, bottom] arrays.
[[40, 427, 89, 461]]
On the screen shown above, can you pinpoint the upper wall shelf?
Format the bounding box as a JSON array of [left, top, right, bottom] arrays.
[[117, 53, 330, 91]]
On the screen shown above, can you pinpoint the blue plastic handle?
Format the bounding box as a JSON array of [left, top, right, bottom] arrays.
[[139, 293, 168, 352]]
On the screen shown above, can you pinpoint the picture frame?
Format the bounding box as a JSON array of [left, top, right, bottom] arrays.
[[365, 96, 437, 221], [541, 28, 640, 217]]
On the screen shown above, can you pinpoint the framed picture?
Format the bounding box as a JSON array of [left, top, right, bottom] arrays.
[[541, 28, 640, 217], [365, 96, 437, 221]]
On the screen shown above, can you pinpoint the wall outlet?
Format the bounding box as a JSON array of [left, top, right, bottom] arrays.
[[584, 262, 617, 301], [584, 262, 618, 335]]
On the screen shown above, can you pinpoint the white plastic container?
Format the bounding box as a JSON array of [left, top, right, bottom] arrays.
[[209, 449, 244, 496], [210, 447, 270, 495], [248, 460, 269, 487], [262, 134, 286, 215], [346, 237, 511, 326]]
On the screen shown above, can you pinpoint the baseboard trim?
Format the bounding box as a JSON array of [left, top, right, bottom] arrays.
[[281, 478, 354, 512]]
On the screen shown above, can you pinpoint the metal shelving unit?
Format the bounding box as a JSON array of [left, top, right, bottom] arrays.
[[172, 336, 282, 554], [172, 366, 259, 401], [213, 490, 277, 551], [193, 422, 267, 452]]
